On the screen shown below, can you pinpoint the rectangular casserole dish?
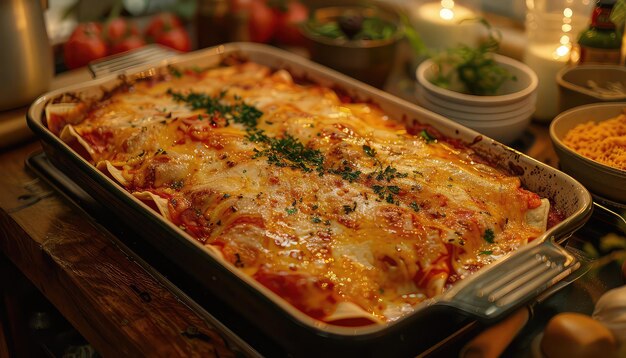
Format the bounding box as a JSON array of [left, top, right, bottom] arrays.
[[27, 43, 593, 356]]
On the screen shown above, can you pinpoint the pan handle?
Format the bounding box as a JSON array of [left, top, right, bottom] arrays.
[[437, 238, 580, 321]]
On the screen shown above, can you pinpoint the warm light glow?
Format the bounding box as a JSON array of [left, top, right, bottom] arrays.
[[564, 8, 573, 17], [441, 0, 455, 8], [555, 45, 571, 58], [560, 35, 571, 44], [562, 24, 572, 32], [439, 0, 457, 20], [440, 8, 454, 20]]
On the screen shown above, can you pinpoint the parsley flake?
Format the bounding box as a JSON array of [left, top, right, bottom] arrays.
[[483, 228, 495, 244], [362, 144, 376, 157], [420, 130, 436, 143]]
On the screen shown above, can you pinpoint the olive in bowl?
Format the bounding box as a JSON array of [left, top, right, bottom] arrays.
[[300, 6, 403, 88]]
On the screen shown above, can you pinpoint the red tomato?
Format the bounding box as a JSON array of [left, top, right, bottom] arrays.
[[274, 1, 308, 46], [248, 0, 277, 43], [64, 23, 108, 69], [144, 12, 183, 42], [103, 17, 139, 45], [155, 27, 191, 52], [68, 22, 102, 40], [109, 35, 146, 54]]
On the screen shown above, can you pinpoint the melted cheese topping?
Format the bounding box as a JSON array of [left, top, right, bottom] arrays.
[[47, 61, 546, 323]]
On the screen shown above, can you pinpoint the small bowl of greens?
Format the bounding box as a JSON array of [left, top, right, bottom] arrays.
[[301, 5, 403, 88], [416, 53, 538, 143], [413, 21, 538, 145]]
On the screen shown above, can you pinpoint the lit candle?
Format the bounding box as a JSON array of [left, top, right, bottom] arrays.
[[523, 4, 582, 122], [411, 1, 480, 52], [523, 43, 570, 121]]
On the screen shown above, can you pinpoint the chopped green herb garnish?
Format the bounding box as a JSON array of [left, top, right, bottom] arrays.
[[372, 185, 400, 204], [409, 202, 420, 212], [191, 65, 206, 74], [168, 65, 182, 78], [253, 134, 325, 173], [328, 164, 361, 183], [286, 207, 298, 215], [479, 250, 493, 255], [170, 180, 184, 190], [223, 194, 231, 199], [420, 130, 436, 143], [311, 216, 322, 223], [167, 89, 263, 129], [343, 202, 357, 214], [483, 228, 495, 244], [374, 166, 407, 182], [362, 144, 376, 157]]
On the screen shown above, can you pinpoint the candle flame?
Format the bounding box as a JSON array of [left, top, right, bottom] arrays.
[[554, 45, 571, 59], [439, 0, 456, 20], [440, 8, 454, 20]]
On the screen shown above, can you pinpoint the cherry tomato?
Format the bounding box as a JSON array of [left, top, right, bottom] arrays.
[[64, 23, 107, 69], [110, 35, 146, 54], [103, 17, 139, 45], [155, 27, 191, 52], [274, 1, 308, 46], [68, 22, 102, 40], [144, 12, 183, 42], [248, 0, 277, 43]]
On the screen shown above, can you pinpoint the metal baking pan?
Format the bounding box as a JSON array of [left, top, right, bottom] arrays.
[[27, 43, 593, 356]]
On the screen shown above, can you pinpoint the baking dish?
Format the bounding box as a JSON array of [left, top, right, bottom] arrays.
[[27, 43, 592, 356]]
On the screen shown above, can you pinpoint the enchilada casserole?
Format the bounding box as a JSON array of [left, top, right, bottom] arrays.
[[45, 59, 556, 324]]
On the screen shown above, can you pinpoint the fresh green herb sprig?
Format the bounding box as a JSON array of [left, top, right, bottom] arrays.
[[430, 19, 516, 96], [405, 17, 515, 96]]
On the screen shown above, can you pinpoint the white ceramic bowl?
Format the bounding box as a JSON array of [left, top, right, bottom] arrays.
[[550, 103, 626, 204], [415, 54, 538, 144], [454, 114, 533, 144], [557, 65, 626, 113], [418, 86, 536, 116], [416, 53, 539, 107], [417, 89, 535, 122]]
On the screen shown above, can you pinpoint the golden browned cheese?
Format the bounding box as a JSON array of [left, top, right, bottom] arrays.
[[47, 61, 547, 323], [562, 113, 626, 171]]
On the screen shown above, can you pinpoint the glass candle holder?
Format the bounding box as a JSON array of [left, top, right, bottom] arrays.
[[409, 0, 483, 53], [524, 0, 594, 122]]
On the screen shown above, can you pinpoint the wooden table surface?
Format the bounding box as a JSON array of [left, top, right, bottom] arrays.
[[0, 140, 243, 357], [0, 68, 250, 357], [0, 67, 559, 357]]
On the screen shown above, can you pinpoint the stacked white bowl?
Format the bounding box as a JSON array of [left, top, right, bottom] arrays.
[[416, 54, 538, 144]]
